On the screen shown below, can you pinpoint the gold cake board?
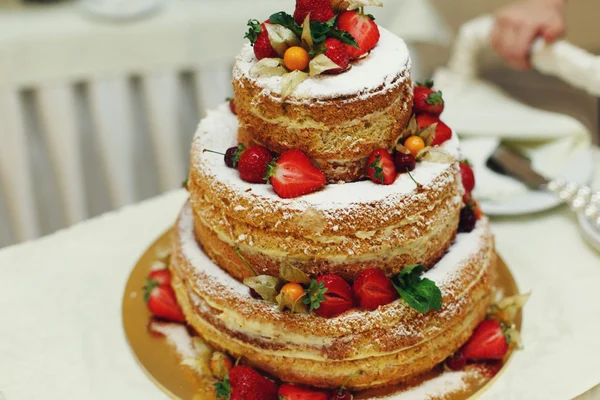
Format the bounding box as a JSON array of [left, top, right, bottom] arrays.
[[123, 229, 522, 400]]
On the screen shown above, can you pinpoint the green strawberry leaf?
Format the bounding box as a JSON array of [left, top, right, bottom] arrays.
[[417, 79, 434, 89], [426, 91, 444, 105], [369, 154, 384, 184], [303, 279, 328, 312], [244, 19, 262, 45], [214, 375, 231, 399]]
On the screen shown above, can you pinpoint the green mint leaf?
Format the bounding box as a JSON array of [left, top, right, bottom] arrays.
[[310, 20, 332, 46], [414, 278, 443, 310], [269, 12, 303, 36], [214, 375, 231, 399], [244, 19, 262, 45], [397, 288, 431, 313], [393, 265, 442, 313], [328, 28, 359, 48]]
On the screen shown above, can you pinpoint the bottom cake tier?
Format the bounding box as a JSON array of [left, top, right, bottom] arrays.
[[171, 203, 497, 391]]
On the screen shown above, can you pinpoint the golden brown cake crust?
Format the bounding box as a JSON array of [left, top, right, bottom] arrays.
[[171, 204, 497, 391]]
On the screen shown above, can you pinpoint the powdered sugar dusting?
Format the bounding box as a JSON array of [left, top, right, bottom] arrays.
[[233, 27, 411, 101], [178, 206, 248, 296], [379, 371, 468, 399], [192, 104, 460, 215], [149, 322, 197, 358]]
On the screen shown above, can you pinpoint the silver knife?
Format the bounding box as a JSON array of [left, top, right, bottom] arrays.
[[487, 145, 600, 229]]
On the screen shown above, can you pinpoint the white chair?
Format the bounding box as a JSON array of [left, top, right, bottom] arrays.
[[0, 0, 442, 247]]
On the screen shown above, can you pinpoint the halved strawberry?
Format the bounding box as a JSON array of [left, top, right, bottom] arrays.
[[459, 162, 475, 195], [337, 10, 381, 59], [278, 384, 329, 400], [266, 150, 326, 198], [148, 269, 172, 287], [414, 84, 444, 117], [462, 320, 510, 361], [293, 0, 336, 25], [366, 148, 397, 185], [416, 114, 452, 146], [245, 20, 278, 60], [144, 280, 185, 322], [238, 145, 273, 184], [323, 38, 350, 74], [314, 274, 354, 318], [353, 268, 399, 310], [222, 365, 279, 400]]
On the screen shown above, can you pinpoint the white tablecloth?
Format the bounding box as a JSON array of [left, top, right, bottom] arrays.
[[0, 151, 599, 400]]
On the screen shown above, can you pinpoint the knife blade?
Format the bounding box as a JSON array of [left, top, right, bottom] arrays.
[[486, 145, 549, 190]]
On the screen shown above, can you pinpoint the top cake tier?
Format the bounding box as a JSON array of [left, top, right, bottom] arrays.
[[233, 27, 413, 183]]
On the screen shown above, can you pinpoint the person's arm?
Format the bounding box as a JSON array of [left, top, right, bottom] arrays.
[[491, 0, 567, 70]]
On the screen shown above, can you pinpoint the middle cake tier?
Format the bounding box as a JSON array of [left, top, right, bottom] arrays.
[[189, 105, 464, 281]]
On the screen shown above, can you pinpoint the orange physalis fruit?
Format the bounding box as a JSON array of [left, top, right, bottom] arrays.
[[284, 46, 310, 71]]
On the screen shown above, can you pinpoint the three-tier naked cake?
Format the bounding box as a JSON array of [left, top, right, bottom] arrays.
[[166, 0, 502, 397]]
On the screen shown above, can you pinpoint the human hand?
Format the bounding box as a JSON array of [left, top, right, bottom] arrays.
[[491, 0, 566, 70]]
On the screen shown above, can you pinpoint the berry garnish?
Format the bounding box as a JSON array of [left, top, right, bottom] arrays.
[[148, 268, 172, 287], [284, 46, 310, 71], [404, 136, 425, 157], [265, 149, 326, 198], [293, 0, 336, 25], [445, 350, 467, 371], [227, 97, 237, 115], [393, 152, 416, 173], [459, 161, 475, 196], [336, 10, 380, 59], [458, 206, 476, 233], [413, 81, 444, 117], [279, 384, 329, 400], [366, 148, 397, 185], [280, 282, 305, 302], [332, 373, 357, 400], [238, 145, 273, 184], [217, 366, 279, 400], [461, 320, 510, 361], [416, 114, 452, 146], [323, 38, 350, 74], [245, 20, 278, 60], [203, 144, 246, 169], [306, 274, 354, 318], [249, 287, 262, 299], [143, 279, 185, 322], [353, 268, 399, 311]]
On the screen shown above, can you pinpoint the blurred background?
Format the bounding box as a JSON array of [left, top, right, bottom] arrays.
[[0, 0, 598, 248]]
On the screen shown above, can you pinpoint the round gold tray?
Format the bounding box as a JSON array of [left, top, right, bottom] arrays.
[[123, 229, 522, 400]]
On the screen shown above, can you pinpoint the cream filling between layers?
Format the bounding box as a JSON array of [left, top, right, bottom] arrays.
[[177, 204, 494, 360]]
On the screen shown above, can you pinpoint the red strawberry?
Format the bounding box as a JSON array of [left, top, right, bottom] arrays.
[[226, 366, 279, 400], [414, 85, 444, 117], [323, 38, 350, 74], [337, 11, 381, 59], [314, 274, 354, 318], [266, 150, 326, 199], [353, 268, 399, 311], [238, 145, 273, 184], [459, 162, 475, 195], [228, 97, 237, 115], [148, 269, 172, 287], [144, 281, 185, 322], [279, 384, 329, 400], [247, 20, 278, 61], [366, 148, 397, 185], [462, 320, 510, 361], [294, 0, 335, 25], [416, 114, 452, 146]]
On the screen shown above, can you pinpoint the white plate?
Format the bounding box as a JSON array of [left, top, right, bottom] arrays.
[[480, 149, 595, 216], [578, 213, 600, 253]]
